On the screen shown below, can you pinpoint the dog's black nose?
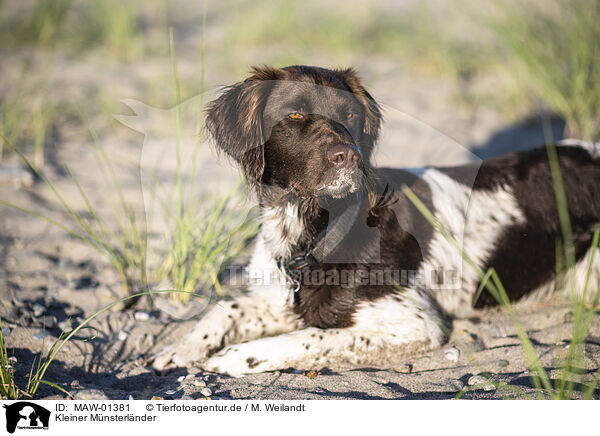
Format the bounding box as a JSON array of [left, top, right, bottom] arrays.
[[327, 144, 360, 167]]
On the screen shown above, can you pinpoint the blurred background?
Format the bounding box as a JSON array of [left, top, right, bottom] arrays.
[[1, 0, 599, 166], [0, 0, 599, 306]]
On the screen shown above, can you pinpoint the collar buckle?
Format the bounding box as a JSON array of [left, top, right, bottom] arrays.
[[278, 249, 318, 291]]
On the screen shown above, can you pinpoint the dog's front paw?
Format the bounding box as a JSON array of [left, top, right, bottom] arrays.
[[202, 345, 274, 377], [150, 308, 237, 371], [151, 332, 220, 371], [151, 342, 205, 371]]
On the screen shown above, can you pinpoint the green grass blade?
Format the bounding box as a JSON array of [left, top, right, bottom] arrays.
[[35, 379, 74, 399], [26, 289, 219, 397], [0, 200, 100, 251]]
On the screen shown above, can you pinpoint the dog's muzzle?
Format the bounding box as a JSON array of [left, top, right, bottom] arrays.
[[317, 143, 362, 198]]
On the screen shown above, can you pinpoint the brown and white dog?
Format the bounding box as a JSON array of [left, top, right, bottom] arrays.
[[151, 65, 600, 376]]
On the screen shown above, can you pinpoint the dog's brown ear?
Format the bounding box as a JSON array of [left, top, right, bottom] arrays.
[[335, 68, 382, 157], [206, 67, 279, 182]]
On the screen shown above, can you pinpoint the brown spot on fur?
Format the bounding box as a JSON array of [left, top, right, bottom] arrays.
[[246, 357, 260, 369]]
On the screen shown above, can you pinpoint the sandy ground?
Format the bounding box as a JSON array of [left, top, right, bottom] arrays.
[[1, 23, 598, 399]]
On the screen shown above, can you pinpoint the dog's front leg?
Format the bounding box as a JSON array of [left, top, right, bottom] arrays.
[[202, 291, 448, 376], [151, 294, 301, 371], [201, 326, 438, 377], [201, 327, 354, 376]]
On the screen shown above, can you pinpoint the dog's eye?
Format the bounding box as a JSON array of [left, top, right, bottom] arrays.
[[346, 113, 354, 120], [288, 113, 304, 120]]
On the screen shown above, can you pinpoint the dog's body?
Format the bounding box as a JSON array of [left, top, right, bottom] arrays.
[[152, 66, 600, 376]]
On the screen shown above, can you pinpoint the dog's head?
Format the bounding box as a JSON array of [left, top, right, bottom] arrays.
[[206, 65, 382, 200]]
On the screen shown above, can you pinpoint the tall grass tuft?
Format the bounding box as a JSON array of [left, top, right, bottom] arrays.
[[490, 0, 600, 141], [0, 0, 147, 59], [0, 318, 18, 399], [0, 128, 149, 299], [0, 70, 53, 166], [151, 26, 258, 303], [155, 186, 257, 303]]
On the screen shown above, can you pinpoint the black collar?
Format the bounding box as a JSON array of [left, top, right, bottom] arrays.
[[277, 190, 363, 292], [277, 238, 319, 289]]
